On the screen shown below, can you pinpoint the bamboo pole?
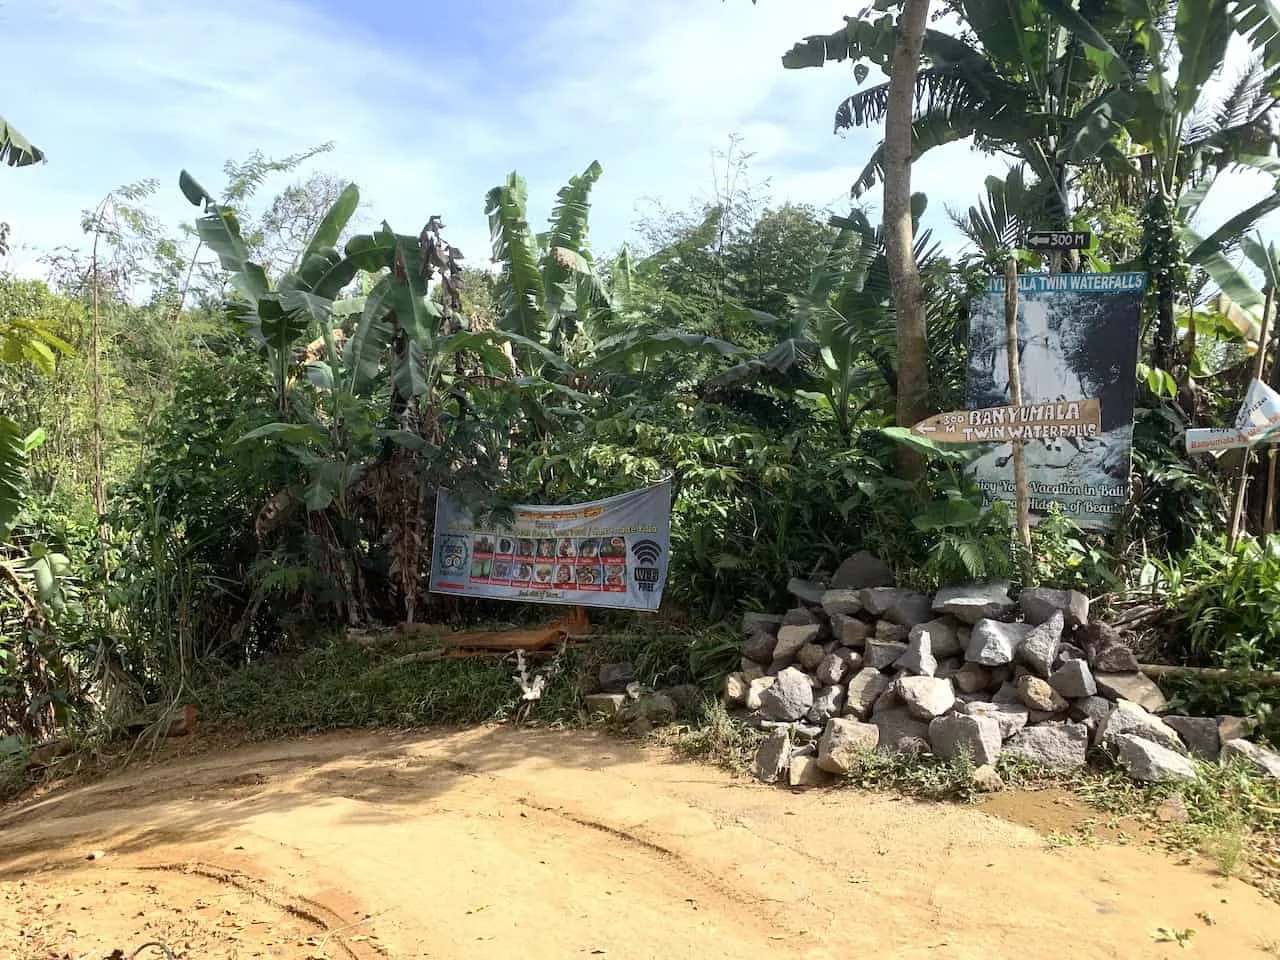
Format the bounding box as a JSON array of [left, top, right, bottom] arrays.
[[1229, 286, 1275, 548], [1004, 259, 1033, 563], [1139, 662, 1280, 686]]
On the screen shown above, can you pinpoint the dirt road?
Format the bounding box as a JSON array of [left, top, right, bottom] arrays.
[[1, 726, 1277, 959]]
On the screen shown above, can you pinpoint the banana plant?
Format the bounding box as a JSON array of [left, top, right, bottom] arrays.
[[179, 169, 360, 413], [705, 196, 941, 441]]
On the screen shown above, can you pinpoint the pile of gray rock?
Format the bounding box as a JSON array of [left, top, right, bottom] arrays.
[[727, 552, 1280, 789]]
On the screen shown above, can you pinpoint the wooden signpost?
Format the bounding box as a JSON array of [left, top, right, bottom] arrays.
[[913, 398, 1102, 444], [1003, 260, 1033, 558]]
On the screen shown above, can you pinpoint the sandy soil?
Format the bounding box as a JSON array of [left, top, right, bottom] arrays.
[[1, 726, 1278, 959]]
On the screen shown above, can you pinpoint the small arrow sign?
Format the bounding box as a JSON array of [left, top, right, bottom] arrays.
[[912, 398, 1102, 445], [1024, 230, 1091, 251]]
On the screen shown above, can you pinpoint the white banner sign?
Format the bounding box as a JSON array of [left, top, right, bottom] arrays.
[[1186, 379, 1280, 453], [428, 483, 672, 610]]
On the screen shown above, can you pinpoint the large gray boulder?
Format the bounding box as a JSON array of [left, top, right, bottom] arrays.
[[1095, 672, 1168, 713], [742, 631, 777, 664], [772, 624, 821, 666], [1164, 715, 1221, 761], [860, 586, 912, 617], [1098, 699, 1186, 754], [1112, 734, 1197, 782], [783, 606, 821, 627], [1016, 612, 1064, 678], [864, 639, 908, 671], [896, 676, 956, 721], [758, 667, 814, 721], [953, 662, 991, 694], [933, 582, 1017, 624], [816, 717, 880, 773], [1004, 723, 1089, 771], [745, 676, 775, 711], [961, 700, 1029, 740], [928, 713, 1002, 766], [742, 612, 783, 637], [753, 726, 792, 782], [787, 578, 827, 606], [966, 619, 1031, 666], [1068, 695, 1112, 746], [815, 650, 853, 687], [1048, 659, 1097, 699], [873, 707, 931, 755], [845, 668, 891, 719], [831, 552, 895, 590], [1018, 586, 1090, 628], [834, 614, 872, 647], [740, 657, 765, 681], [821, 589, 863, 618], [1221, 739, 1280, 778], [806, 685, 845, 725], [897, 630, 938, 677], [909, 618, 964, 658], [883, 591, 936, 628], [875, 621, 909, 643]]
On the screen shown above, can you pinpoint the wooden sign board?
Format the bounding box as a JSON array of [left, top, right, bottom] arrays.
[[1024, 230, 1092, 251], [913, 398, 1102, 445]]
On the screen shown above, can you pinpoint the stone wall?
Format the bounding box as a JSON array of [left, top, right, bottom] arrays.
[[726, 552, 1280, 789]]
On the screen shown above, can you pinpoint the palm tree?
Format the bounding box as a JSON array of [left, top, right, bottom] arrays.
[[782, 0, 1150, 233]]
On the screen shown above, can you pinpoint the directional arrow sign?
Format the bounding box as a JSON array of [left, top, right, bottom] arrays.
[[913, 398, 1102, 445], [1024, 231, 1092, 251], [1187, 378, 1280, 452]]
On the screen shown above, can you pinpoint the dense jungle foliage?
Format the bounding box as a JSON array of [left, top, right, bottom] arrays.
[[3, 0, 1280, 757]]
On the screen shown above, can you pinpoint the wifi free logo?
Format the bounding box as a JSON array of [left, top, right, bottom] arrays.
[[630, 538, 663, 592]]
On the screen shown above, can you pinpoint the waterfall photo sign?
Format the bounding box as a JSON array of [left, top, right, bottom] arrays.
[[965, 272, 1147, 530], [428, 482, 672, 610]]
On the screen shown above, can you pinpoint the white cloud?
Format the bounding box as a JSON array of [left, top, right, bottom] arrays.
[[2, 0, 1273, 292]]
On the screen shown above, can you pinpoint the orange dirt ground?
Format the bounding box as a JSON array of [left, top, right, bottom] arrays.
[[1, 726, 1278, 959]]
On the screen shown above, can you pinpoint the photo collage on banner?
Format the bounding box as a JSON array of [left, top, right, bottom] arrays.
[[429, 483, 672, 611]]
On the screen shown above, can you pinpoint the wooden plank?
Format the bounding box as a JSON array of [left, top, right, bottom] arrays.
[[911, 397, 1101, 444]]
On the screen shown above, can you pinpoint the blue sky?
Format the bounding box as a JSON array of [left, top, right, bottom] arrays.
[[1, 0, 1274, 282]]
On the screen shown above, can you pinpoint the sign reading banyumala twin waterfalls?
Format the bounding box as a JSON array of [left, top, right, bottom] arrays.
[[914, 272, 1146, 531]]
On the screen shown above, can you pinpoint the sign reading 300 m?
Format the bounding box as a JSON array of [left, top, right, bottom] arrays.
[[428, 483, 672, 610]]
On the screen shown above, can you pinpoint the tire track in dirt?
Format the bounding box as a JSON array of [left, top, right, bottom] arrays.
[[512, 794, 793, 933]]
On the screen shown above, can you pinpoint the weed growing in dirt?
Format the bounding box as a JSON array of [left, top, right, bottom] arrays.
[[839, 747, 980, 802], [191, 623, 731, 737], [662, 699, 763, 773]]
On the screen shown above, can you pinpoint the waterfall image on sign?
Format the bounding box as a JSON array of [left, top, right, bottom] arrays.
[[964, 273, 1146, 530]]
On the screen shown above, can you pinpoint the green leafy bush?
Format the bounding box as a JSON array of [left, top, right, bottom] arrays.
[[1146, 535, 1280, 671]]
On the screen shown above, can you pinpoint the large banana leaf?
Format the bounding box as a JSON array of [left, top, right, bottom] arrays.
[[0, 115, 43, 167], [0, 416, 29, 538], [1186, 189, 1280, 261], [344, 222, 400, 272], [1176, 0, 1236, 114], [1059, 88, 1139, 164], [342, 275, 396, 395], [299, 183, 359, 265], [591, 330, 743, 370], [541, 161, 602, 329], [486, 173, 547, 346], [1233, 0, 1280, 71], [390, 236, 441, 344]]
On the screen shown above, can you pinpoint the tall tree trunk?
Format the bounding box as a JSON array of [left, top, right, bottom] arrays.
[[884, 0, 932, 480]]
